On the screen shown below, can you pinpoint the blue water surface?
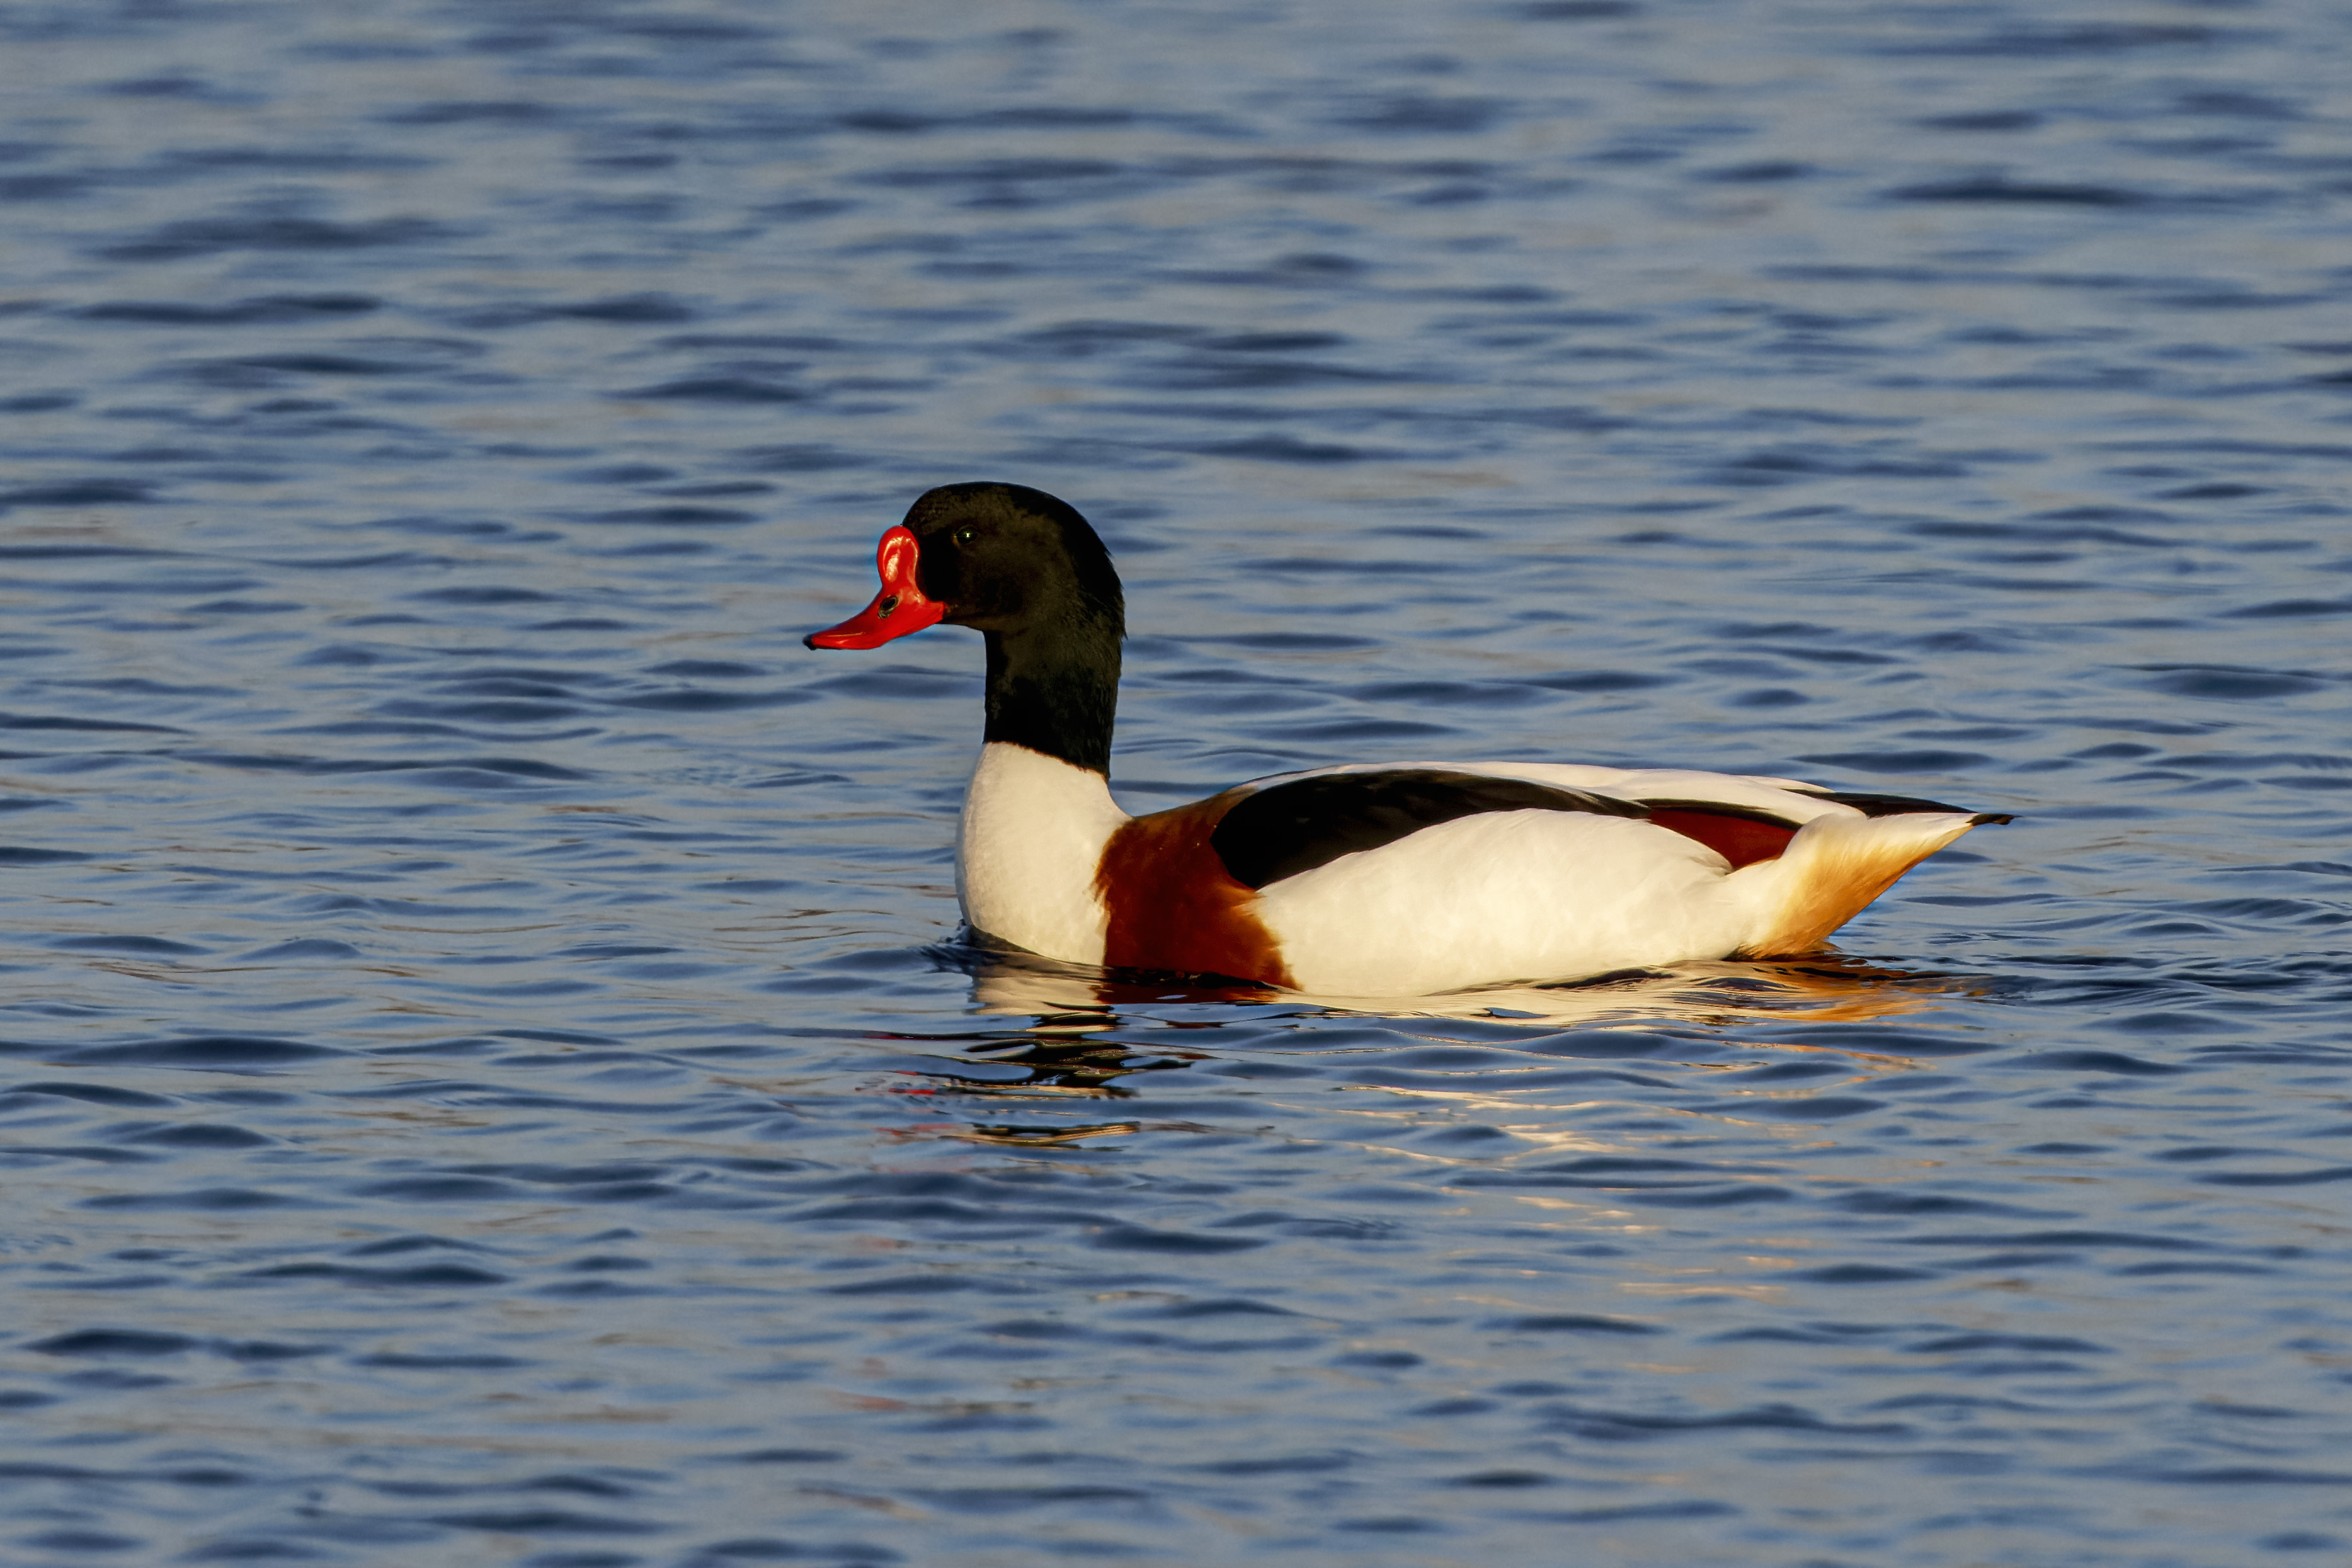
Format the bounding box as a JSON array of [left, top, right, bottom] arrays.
[[3, 1, 2350, 1564]]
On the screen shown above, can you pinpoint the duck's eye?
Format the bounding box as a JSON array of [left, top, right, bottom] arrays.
[[954, 526, 976, 546]]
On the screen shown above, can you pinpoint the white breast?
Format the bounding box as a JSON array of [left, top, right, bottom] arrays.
[[956, 742, 1127, 964]]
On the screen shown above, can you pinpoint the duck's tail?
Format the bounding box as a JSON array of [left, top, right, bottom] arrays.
[[1733, 809, 2006, 955]]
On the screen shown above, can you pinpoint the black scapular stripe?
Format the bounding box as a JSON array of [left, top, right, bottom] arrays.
[[1209, 769, 1650, 891]]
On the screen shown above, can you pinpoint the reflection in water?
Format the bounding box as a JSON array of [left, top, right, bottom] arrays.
[[941, 1120, 1147, 1148], [890, 1030, 1199, 1101], [895, 943, 1984, 1146], [950, 940, 1976, 1031]]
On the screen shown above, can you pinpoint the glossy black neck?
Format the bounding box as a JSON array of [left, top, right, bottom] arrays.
[[982, 615, 1121, 776]]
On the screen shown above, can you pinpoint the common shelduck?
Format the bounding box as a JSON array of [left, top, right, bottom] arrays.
[[806, 483, 2011, 998]]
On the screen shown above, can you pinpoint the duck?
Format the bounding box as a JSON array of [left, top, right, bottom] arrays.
[[804, 482, 2011, 998]]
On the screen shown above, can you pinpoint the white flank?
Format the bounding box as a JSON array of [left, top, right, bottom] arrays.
[[957, 741, 1127, 963], [1243, 766, 1994, 996], [1256, 809, 1742, 996]]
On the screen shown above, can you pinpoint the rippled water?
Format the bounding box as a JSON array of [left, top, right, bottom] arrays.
[[3, 1, 2351, 1563]]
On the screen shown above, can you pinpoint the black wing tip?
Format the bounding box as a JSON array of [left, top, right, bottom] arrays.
[[1791, 787, 2014, 826], [1796, 786, 1977, 817]]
